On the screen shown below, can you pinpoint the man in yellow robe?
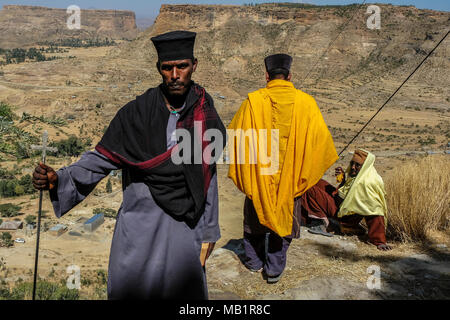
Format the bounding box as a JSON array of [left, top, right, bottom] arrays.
[[302, 149, 392, 251], [228, 54, 338, 283]]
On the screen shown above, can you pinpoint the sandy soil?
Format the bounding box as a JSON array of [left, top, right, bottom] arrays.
[[0, 37, 449, 300], [1, 156, 449, 300]]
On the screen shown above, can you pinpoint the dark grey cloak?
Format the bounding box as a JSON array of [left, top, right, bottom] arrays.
[[50, 111, 220, 299]]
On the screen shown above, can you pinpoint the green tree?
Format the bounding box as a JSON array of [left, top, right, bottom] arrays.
[[24, 215, 36, 225], [0, 203, 21, 217], [1, 232, 11, 241], [19, 174, 35, 194], [0, 180, 18, 197], [0, 232, 13, 247], [106, 179, 112, 193], [50, 135, 91, 157]]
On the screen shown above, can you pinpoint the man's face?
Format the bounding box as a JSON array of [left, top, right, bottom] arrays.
[[158, 58, 197, 97], [349, 160, 363, 178]]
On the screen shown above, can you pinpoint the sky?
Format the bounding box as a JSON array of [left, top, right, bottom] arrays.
[[0, 0, 448, 18]]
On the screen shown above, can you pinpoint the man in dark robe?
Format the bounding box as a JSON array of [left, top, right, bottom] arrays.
[[32, 30, 227, 299], [301, 149, 392, 251]]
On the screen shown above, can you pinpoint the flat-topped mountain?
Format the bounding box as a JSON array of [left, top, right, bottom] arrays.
[[0, 5, 138, 48], [0, 3, 448, 155], [115, 3, 449, 117]]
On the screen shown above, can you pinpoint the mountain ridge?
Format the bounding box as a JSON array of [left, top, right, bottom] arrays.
[[0, 4, 138, 48]]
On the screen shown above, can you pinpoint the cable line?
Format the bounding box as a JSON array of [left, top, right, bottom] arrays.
[[338, 29, 449, 157]]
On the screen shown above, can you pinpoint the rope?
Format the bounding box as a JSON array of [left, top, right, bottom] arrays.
[[338, 29, 449, 156]]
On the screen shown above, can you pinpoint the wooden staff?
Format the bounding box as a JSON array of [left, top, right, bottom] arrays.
[[30, 131, 58, 300]]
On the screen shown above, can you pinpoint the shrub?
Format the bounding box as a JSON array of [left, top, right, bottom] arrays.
[[93, 207, 117, 219], [0, 203, 21, 217], [25, 215, 36, 225], [14, 142, 32, 159], [14, 184, 24, 196], [93, 285, 107, 300], [81, 277, 92, 287], [0, 102, 16, 122], [0, 281, 79, 300], [385, 155, 450, 241], [0, 168, 14, 179], [18, 174, 35, 194], [96, 269, 107, 285], [418, 136, 436, 146], [0, 232, 13, 247], [0, 180, 16, 197], [1, 232, 12, 241], [0, 174, 36, 197], [106, 179, 112, 193], [0, 286, 11, 299], [50, 135, 91, 157]]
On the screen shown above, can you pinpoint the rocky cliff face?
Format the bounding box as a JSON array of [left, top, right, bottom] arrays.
[[0, 5, 138, 48], [116, 4, 449, 110], [0, 3, 448, 151]]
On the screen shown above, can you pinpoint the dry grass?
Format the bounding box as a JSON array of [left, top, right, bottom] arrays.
[[385, 155, 450, 242]]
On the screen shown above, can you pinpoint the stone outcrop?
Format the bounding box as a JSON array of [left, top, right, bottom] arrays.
[[118, 3, 449, 98]]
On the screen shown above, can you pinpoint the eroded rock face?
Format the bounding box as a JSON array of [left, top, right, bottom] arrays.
[[133, 3, 450, 101], [0, 5, 138, 48]]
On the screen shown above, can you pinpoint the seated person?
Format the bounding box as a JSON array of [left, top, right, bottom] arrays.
[[301, 149, 392, 251]]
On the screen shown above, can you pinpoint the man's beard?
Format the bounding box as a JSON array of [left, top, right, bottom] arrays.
[[162, 81, 192, 107]]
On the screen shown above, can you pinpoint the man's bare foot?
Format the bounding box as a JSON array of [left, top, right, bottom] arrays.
[[377, 244, 392, 251]]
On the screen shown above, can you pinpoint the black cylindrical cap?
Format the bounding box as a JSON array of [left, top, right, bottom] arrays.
[[151, 30, 196, 62], [264, 53, 293, 72]]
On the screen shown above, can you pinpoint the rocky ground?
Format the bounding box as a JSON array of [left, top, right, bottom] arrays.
[[207, 227, 450, 300], [205, 167, 450, 301], [1, 161, 449, 300]]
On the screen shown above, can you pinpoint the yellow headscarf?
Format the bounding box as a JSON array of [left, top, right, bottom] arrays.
[[338, 149, 388, 225]]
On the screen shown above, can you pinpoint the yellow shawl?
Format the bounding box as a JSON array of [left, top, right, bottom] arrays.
[[228, 80, 338, 237], [338, 150, 387, 224]]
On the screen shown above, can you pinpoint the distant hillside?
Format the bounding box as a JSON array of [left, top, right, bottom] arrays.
[[113, 3, 449, 107], [0, 3, 448, 159], [0, 5, 138, 48], [136, 16, 156, 31]]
